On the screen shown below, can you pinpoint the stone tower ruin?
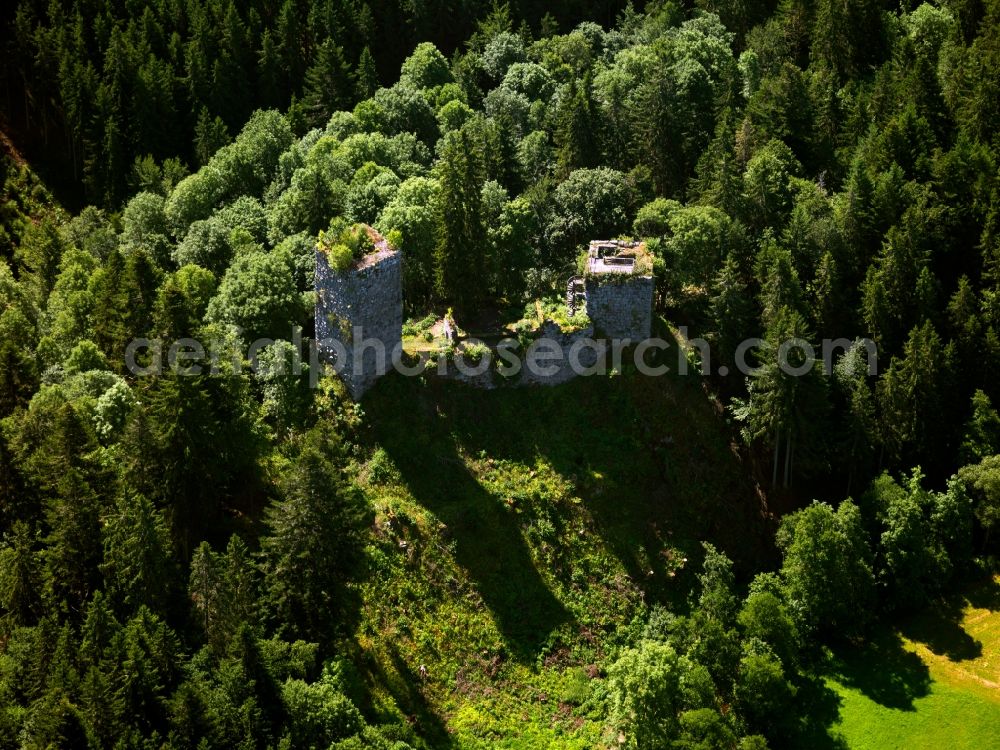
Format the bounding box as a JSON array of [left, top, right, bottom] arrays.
[[314, 226, 402, 399], [577, 240, 654, 341]]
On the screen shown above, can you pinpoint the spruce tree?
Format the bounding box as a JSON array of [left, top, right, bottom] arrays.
[[555, 74, 597, 177], [194, 107, 230, 167], [261, 427, 367, 642], [355, 46, 379, 100], [303, 38, 352, 129], [434, 128, 486, 310], [257, 30, 284, 110], [101, 493, 175, 616], [0, 521, 42, 632]]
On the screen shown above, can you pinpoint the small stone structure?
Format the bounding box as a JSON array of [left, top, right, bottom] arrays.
[[315, 227, 402, 399], [435, 321, 606, 390], [578, 240, 654, 341], [517, 321, 606, 386]]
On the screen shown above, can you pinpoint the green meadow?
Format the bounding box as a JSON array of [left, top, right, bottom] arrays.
[[826, 577, 1000, 750]]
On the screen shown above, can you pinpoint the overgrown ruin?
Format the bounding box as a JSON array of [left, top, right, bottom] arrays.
[[573, 240, 655, 341], [315, 230, 654, 398]]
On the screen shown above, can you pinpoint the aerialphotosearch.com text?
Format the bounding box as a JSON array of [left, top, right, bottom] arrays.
[[124, 326, 878, 386]]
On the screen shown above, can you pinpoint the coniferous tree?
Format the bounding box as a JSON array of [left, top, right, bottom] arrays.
[[0, 521, 42, 632], [89, 249, 128, 362], [189, 535, 260, 655], [303, 38, 352, 129], [101, 492, 175, 616], [213, 2, 253, 129], [555, 74, 597, 177], [0, 338, 38, 416], [15, 217, 65, 306], [276, 0, 306, 88], [261, 427, 367, 642], [257, 30, 284, 110], [434, 128, 486, 310], [960, 390, 1000, 464], [122, 371, 260, 560], [877, 320, 955, 476], [121, 248, 161, 345], [194, 107, 231, 167], [355, 46, 379, 100], [734, 304, 830, 488], [710, 257, 755, 371]]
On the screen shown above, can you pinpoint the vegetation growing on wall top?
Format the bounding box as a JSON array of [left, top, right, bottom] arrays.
[[317, 220, 379, 272]]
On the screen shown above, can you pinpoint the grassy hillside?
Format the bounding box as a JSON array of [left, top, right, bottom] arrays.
[[344, 343, 767, 746], [825, 577, 1000, 750]]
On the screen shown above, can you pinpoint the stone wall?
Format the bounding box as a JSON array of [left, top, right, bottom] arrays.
[[433, 322, 606, 389], [584, 275, 654, 341], [315, 248, 402, 399], [518, 322, 606, 386], [312, 240, 652, 397]]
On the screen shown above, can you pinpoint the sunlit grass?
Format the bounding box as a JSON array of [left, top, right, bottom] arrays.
[[828, 577, 1000, 750]]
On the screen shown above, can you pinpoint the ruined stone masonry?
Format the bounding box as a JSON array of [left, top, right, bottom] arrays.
[[314, 228, 402, 399], [438, 321, 606, 390], [315, 232, 652, 398], [579, 240, 654, 341]]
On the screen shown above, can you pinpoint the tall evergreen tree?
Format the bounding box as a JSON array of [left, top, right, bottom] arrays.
[[101, 492, 175, 616], [555, 74, 597, 177], [303, 38, 352, 129], [355, 46, 379, 100], [0, 521, 42, 632], [877, 320, 955, 476], [261, 427, 367, 642], [194, 107, 231, 167], [189, 535, 259, 655], [434, 128, 486, 310], [733, 305, 830, 488]]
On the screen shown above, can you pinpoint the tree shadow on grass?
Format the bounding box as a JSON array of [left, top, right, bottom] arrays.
[[434, 371, 685, 594], [353, 639, 455, 749], [964, 575, 1000, 611], [406, 344, 763, 597], [386, 647, 456, 748], [898, 575, 1000, 662], [900, 605, 983, 662], [365, 376, 571, 663], [829, 629, 931, 710], [787, 674, 850, 750]]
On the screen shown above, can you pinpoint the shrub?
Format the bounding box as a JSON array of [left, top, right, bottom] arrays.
[[327, 243, 354, 272], [535, 296, 590, 332], [318, 221, 379, 272], [461, 342, 490, 365], [65, 340, 108, 374], [365, 447, 401, 485]]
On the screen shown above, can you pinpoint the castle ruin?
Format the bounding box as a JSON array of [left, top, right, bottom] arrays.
[[570, 240, 654, 341], [315, 232, 653, 399]]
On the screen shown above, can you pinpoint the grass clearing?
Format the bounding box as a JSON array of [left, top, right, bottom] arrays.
[[344, 334, 766, 746], [827, 675, 1000, 750], [826, 577, 1000, 750]]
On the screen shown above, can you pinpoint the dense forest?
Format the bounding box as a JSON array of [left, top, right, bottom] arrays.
[[1, 0, 631, 207], [2, 0, 1000, 747]]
